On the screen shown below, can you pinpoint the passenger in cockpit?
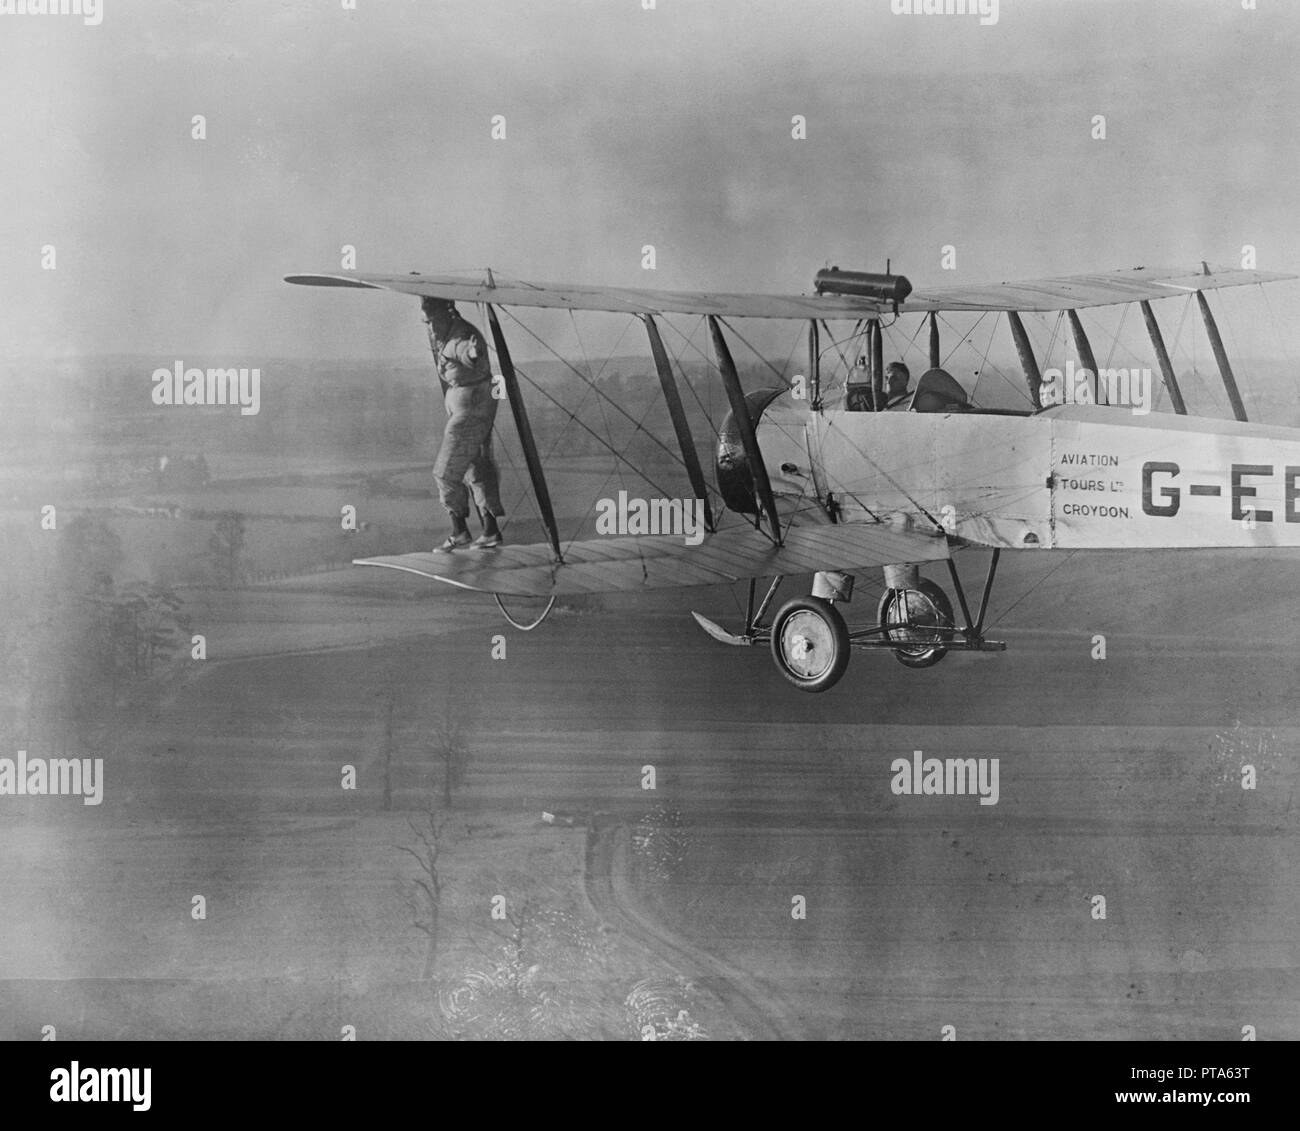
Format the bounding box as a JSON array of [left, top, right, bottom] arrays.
[[846, 360, 911, 411], [883, 361, 911, 408]]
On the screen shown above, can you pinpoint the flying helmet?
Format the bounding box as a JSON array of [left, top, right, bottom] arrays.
[[421, 296, 456, 319]]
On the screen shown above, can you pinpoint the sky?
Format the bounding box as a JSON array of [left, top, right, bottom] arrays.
[[3, 0, 1299, 364]]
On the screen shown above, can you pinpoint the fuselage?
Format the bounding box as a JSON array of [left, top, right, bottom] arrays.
[[758, 399, 1300, 551]]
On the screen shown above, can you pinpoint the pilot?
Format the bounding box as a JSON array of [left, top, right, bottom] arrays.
[[423, 297, 506, 550]]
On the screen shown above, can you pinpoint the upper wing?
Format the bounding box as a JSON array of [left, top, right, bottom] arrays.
[[902, 266, 1296, 312], [353, 523, 949, 597], [285, 266, 1294, 319], [284, 271, 879, 319]]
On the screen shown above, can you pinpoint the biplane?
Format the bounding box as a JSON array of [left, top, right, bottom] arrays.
[[285, 262, 1299, 692]]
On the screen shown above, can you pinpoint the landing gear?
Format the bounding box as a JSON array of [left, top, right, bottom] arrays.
[[769, 595, 850, 693], [878, 578, 954, 669], [689, 553, 1005, 694]]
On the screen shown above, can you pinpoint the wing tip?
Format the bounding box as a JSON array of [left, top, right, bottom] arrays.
[[284, 273, 383, 290]]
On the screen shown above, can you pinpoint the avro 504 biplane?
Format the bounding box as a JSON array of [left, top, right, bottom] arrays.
[[286, 262, 1299, 692]]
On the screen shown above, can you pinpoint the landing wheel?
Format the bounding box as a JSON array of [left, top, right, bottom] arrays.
[[878, 579, 954, 669], [769, 595, 850, 693]]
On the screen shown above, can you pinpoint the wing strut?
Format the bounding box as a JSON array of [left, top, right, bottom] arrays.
[[484, 304, 563, 561], [1139, 300, 1187, 415], [807, 320, 821, 409], [1007, 312, 1044, 410], [928, 311, 941, 369], [708, 315, 782, 544], [869, 318, 884, 409], [1066, 309, 1106, 405], [643, 315, 715, 533], [1195, 292, 1248, 422]]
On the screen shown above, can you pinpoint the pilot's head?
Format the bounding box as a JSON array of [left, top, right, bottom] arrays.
[[421, 297, 456, 333], [885, 361, 910, 398]]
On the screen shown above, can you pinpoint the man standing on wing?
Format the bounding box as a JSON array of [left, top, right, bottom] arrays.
[[422, 296, 505, 550]]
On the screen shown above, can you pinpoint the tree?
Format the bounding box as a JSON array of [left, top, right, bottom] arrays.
[[56, 514, 122, 596], [490, 895, 539, 1001], [441, 889, 616, 1040], [398, 804, 446, 981], [379, 685, 397, 811], [34, 517, 123, 746], [113, 582, 189, 678], [207, 511, 246, 588], [431, 698, 471, 807], [625, 977, 708, 1041], [631, 802, 690, 883]]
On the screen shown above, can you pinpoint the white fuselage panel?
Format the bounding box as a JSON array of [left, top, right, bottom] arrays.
[[757, 400, 1300, 551]]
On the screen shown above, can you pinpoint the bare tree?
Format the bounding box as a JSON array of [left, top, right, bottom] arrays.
[[207, 511, 246, 589], [488, 896, 538, 999], [57, 515, 123, 594], [431, 698, 471, 807], [380, 685, 397, 811], [398, 805, 446, 981], [115, 582, 188, 677]]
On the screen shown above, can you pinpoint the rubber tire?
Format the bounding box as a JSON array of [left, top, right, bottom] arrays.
[[877, 578, 955, 669], [769, 595, 851, 693]]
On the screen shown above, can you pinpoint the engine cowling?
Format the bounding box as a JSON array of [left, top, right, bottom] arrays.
[[715, 387, 786, 515]]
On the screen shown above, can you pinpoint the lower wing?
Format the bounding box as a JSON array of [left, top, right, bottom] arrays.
[[354, 523, 949, 597]]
